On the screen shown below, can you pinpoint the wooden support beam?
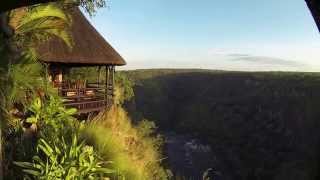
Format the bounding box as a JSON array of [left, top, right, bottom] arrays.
[[110, 66, 115, 105], [112, 66, 115, 87], [97, 66, 101, 87], [105, 65, 108, 105]]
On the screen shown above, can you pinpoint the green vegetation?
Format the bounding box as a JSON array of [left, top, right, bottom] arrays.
[[7, 91, 116, 179], [0, 2, 168, 180], [1, 2, 72, 125], [122, 69, 320, 180], [10, 80, 168, 179], [14, 135, 114, 179], [114, 72, 135, 105], [5, 0, 319, 179], [83, 106, 168, 179], [1, 3, 74, 178]]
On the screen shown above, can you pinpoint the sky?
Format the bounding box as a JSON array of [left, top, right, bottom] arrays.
[[84, 0, 320, 71]]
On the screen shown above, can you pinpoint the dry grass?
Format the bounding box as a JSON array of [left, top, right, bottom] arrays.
[[81, 105, 168, 180]]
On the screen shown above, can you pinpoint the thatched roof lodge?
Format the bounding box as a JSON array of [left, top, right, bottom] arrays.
[[37, 7, 126, 114]]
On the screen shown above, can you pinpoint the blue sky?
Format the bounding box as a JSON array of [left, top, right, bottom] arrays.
[[84, 0, 320, 71]]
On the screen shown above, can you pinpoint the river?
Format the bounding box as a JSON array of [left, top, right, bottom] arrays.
[[163, 132, 224, 180]]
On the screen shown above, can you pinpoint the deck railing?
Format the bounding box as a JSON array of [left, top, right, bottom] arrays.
[[54, 82, 113, 114]]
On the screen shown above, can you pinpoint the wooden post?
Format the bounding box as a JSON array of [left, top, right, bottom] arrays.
[[97, 66, 101, 87], [58, 66, 64, 83], [105, 65, 108, 106], [111, 66, 115, 104], [112, 66, 115, 87]]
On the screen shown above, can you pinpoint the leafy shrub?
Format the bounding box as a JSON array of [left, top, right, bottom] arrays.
[[15, 135, 114, 179], [14, 96, 119, 179], [26, 96, 79, 142]]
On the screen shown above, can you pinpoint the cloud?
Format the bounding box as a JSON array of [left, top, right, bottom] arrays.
[[225, 53, 304, 67], [226, 53, 251, 57]]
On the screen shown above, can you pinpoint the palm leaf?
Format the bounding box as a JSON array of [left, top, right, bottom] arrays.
[[16, 4, 71, 31], [22, 169, 41, 176], [14, 3, 73, 48], [13, 161, 34, 169]]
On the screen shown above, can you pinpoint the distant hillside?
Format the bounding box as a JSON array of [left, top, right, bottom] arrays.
[[122, 69, 320, 180]]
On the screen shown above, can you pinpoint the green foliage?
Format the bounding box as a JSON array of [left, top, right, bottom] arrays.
[[136, 119, 157, 138], [115, 72, 135, 105], [1, 51, 56, 178], [1, 2, 125, 180], [13, 95, 119, 179], [4, 95, 78, 178], [1, 1, 74, 131], [66, 67, 101, 83], [124, 69, 320, 179], [1, 3, 172, 180], [3, 50, 48, 110], [77, 0, 107, 16], [12, 3, 73, 48], [15, 135, 114, 179], [27, 96, 79, 143]]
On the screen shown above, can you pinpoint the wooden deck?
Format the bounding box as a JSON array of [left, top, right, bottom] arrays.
[[56, 82, 114, 114], [51, 65, 115, 114], [65, 99, 107, 114]]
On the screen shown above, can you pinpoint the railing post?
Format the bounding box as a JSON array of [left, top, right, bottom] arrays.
[[111, 66, 115, 104], [97, 66, 101, 87]]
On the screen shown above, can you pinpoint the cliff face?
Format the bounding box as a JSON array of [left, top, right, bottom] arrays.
[[124, 70, 320, 180]]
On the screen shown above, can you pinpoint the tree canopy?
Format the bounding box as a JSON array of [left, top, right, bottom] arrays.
[[0, 0, 105, 16]]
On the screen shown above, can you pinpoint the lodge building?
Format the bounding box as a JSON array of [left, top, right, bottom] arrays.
[[37, 8, 126, 114]]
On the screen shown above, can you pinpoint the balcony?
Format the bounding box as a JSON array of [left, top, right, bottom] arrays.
[[54, 81, 114, 114]]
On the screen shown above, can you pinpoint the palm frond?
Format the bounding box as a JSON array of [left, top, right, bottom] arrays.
[[16, 4, 71, 30], [14, 3, 73, 48]]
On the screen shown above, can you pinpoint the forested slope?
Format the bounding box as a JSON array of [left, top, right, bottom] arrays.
[[123, 69, 320, 180]]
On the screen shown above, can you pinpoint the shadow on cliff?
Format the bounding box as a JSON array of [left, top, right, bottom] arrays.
[[123, 70, 320, 180]]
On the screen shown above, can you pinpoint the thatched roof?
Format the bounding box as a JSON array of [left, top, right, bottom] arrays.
[[37, 7, 126, 66]]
